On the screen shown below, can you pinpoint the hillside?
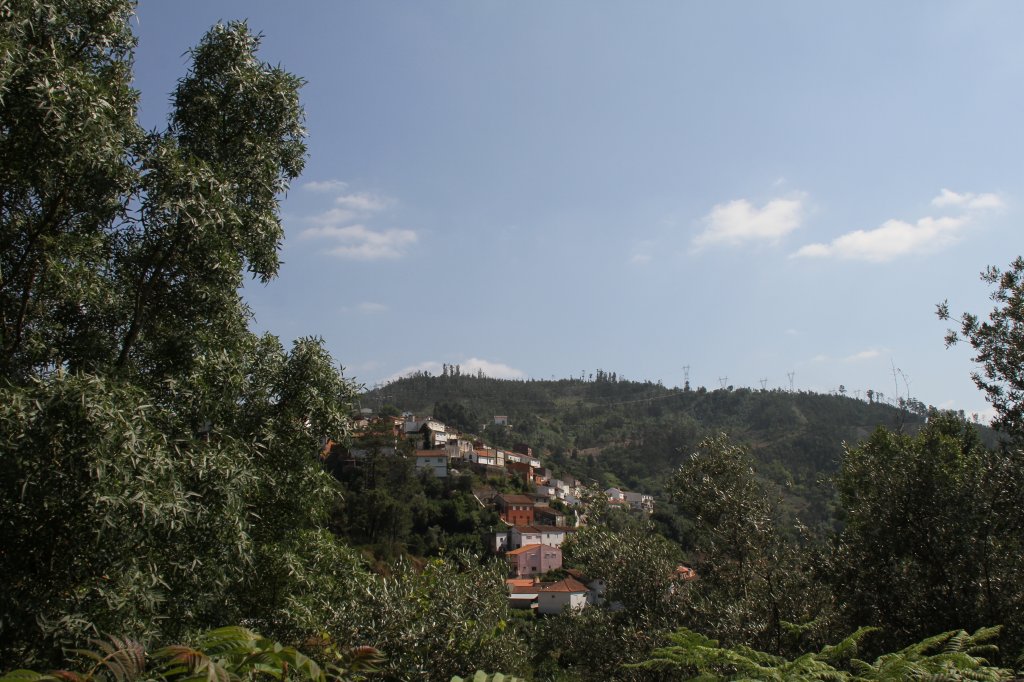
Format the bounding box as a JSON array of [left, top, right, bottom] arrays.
[[363, 372, 993, 529]]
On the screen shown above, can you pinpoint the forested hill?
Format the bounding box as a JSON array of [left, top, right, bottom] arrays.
[[363, 373, 991, 526]]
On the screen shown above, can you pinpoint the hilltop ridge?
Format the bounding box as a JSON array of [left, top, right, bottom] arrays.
[[363, 372, 992, 528]]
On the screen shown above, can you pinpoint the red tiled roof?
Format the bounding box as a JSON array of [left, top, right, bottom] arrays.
[[674, 565, 699, 580], [538, 577, 589, 594], [506, 543, 559, 556], [513, 525, 572, 533], [497, 494, 535, 505]]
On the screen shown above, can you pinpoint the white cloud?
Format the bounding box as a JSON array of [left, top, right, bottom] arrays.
[[809, 348, 887, 366], [299, 184, 417, 260], [356, 302, 388, 314], [843, 349, 883, 362], [384, 357, 526, 383], [309, 207, 359, 226], [792, 188, 1002, 263], [302, 224, 417, 260], [461, 357, 527, 379], [792, 215, 968, 262], [384, 361, 443, 383], [694, 196, 803, 247], [303, 179, 349, 193], [931, 188, 1003, 210], [628, 253, 652, 266], [335, 192, 392, 212]]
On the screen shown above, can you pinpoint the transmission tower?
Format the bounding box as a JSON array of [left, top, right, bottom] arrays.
[[759, 377, 768, 390], [683, 365, 690, 384], [718, 376, 728, 389], [786, 371, 795, 392]]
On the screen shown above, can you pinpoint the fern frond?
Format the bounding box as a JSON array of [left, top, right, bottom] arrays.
[[0, 672, 61, 682]]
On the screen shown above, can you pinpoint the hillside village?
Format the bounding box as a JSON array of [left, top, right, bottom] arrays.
[[323, 410, 672, 614]]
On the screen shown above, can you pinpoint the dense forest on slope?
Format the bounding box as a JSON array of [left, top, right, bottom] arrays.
[[364, 374, 994, 528]]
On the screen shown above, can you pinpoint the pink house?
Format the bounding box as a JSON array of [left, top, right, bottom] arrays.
[[505, 543, 562, 577]]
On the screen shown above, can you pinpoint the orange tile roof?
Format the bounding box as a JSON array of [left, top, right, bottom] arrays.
[[505, 543, 542, 556], [538, 577, 589, 593], [506, 543, 559, 556], [513, 525, 572, 533], [497, 494, 535, 505]]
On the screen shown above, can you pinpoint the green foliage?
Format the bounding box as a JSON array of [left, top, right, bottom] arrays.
[[628, 626, 1015, 681], [347, 554, 526, 681], [364, 375, 949, 531], [329, 451, 499, 559], [940, 257, 1024, 439], [0, 337, 363, 661], [532, 607, 673, 682], [561, 521, 682, 619], [670, 435, 833, 654], [0, 627, 384, 682], [0, 1, 364, 662], [449, 673, 526, 682], [0, 0, 140, 379], [834, 413, 1024, 655]]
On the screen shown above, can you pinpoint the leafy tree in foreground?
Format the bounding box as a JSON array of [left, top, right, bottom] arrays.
[[0, 0, 364, 664], [939, 256, 1024, 440], [0, 0, 140, 379], [670, 435, 833, 654], [833, 412, 1024, 657], [350, 555, 526, 681]]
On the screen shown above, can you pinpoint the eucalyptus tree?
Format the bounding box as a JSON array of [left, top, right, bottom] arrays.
[[0, 0, 140, 378], [0, 1, 362, 664]]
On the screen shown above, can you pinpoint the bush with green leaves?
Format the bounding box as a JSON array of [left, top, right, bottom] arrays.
[[833, 412, 1024, 657], [628, 625, 1016, 681], [0, 627, 383, 682]]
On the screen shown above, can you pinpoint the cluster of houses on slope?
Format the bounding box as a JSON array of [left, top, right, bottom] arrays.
[[338, 413, 654, 510], [332, 410, 669, 614]]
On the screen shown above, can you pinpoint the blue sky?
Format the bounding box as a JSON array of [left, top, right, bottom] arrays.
[[132, 2, 1024, 418]]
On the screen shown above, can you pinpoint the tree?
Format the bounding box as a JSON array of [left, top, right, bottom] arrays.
[[670, 435, 832, 653], [562, 521, 683, 619], [833, 413, 1024, 656], [0, 0, 140, 378], [0, 2, 362, 663], [939, 257, 1024, 439]]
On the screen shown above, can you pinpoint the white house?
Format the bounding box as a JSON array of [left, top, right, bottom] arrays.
[[414, 451, 448, 478], [622, 490, 655, 512], [537, 578, 590, 615], [446, 438, 474, 461], [511, 525, 571, 549]]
